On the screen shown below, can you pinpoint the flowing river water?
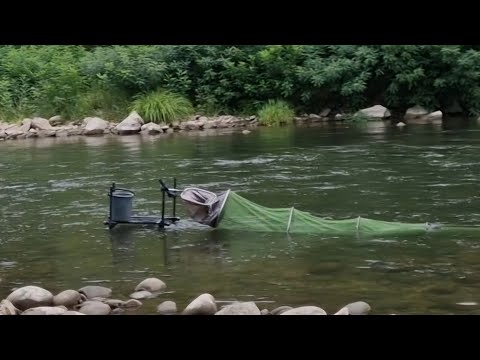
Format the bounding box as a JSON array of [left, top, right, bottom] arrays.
[[2, 120, 480, 314]]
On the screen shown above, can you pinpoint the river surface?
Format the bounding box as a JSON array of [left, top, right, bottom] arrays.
[[2, 120, 480, 314]]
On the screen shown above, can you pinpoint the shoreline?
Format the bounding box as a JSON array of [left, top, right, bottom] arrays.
[[1, 281, 372, 315], [0, 107, 462, 144]]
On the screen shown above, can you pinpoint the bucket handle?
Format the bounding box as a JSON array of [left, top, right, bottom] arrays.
[[108, 183, 135, 197]]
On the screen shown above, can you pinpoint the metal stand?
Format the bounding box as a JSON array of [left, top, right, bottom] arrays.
[[104, 178, 181, 230]]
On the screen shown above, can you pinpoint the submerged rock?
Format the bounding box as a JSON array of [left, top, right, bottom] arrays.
[[129, 290, 153, 300], [78, 286, 112, 299], [135, 278, 166, 293]]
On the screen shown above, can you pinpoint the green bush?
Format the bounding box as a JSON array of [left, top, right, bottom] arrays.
[[131, 90, 194, 124], [258, 100, 295, 126]]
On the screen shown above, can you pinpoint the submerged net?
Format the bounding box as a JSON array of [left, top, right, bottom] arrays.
[[219, 191, 430, 236], [181, 188, 479, 236]]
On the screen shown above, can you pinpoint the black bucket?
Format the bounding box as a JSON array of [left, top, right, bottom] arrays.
[[111, 189, 134, 222]]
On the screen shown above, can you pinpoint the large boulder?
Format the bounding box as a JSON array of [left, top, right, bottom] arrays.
[[356, 105, 391, 119], [6, 286, 53, 310], [115, 111, 144, 135], [84, 117, 109, 135], [31, 117, 52, 130]]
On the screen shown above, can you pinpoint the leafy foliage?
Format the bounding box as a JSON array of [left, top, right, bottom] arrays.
[[1, 45, 480, 122]]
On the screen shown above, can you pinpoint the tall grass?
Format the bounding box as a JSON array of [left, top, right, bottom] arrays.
[[132, 90, 194, 124], [257, 100, 295, 126]]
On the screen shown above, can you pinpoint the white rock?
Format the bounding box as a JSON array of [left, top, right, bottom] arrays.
[[344, 301, 371, 315], [215, 301, 261, 315], [183, 293, 217, 315], [84, 117, 109, 135], [357, 105, 391, 119], [157, 301, 177, 314]]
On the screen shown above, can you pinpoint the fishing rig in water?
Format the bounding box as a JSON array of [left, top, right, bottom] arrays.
[[104, 178, 463, 236]]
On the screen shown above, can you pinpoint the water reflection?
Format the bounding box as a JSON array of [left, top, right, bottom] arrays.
[[109, 226, 167, 266]]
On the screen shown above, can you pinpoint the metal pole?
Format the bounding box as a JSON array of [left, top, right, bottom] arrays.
[[161, 186, 166, 225], [173, 177, 177, 218], [109, 182, 115, 225]]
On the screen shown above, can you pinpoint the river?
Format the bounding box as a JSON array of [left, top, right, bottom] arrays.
[[2, 120, 480, 314]]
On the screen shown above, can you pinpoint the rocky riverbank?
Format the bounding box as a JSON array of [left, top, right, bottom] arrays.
[[0, 278, 372, 315], [0, 105, 447, 142]]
